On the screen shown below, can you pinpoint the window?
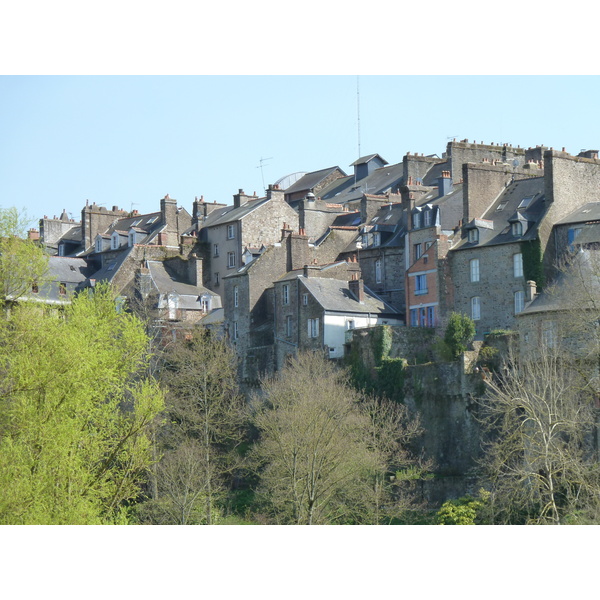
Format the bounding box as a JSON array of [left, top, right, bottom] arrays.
[[568, 227, 582, 250], [425, 241, 433, 250], [129, 232, 135, 247], [542, 320, 556, 348], [302, 293, 308, 306], [420, 307, 427, 327], [58, 244, 65, 257], [471, 296, 481, 320], [512, 222, 523, 237], [414, 243, 422, 261], [518, 195, 534, 209], [410, 309, 418, 327], [468, 228, 479, 243], [282, 284, 289, 305], [214, 273, 220, 286], [513, 253, 523, 278], [227, 251, 236, 268], [213, 244, 219, 257], [424, 210, 432, 227], [413, 212, 421, 229], [286, 315, 292, 337], [233, 321, 238, 340], [227, 224, 235, 239], [200, 295, 210, 312], [514, 290, 525, 314], [427, 306, 435, 327], [375, 259, 382, 284], [59, 283, 67, 296], [415, 274, 427, 295], [346, 320, 355, 330], [308, 318, 319, 338], [372, 232, 381, 246], [234, 285, 239, 308], [111, 234, 119, 250], [96, 239, 102, 253], [470, 258, 480, 282]]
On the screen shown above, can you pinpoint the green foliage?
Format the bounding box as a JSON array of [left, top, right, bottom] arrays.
[[432, 337, 454, 362], [444, 312, 476, 359], [0, 284, 164, 524], [437, 490, 489, 525], [372, 325, 393, 366], [0, 207, 49, 303], [374, 357, 406, 402], [522, 238, 545, 290]]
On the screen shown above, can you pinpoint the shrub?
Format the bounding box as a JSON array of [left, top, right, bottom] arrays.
[[444, 312, 476, 358]]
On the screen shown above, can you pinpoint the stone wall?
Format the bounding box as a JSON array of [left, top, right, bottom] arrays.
[[449, 241, 526, 338]]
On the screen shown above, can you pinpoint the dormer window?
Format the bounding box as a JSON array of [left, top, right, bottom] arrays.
[[512, 222, 523, 237], [372, 232, 381, 246], [129, 232, 135, 247], [468, 228, 479, 244], [424, 209, 432, 227], [96, 238, 102, 253], [413, 212, 422, 229]]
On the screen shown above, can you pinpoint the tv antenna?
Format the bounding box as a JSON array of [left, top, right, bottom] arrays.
[[257, 157, 273, 190], [357, 76, 362, 159]]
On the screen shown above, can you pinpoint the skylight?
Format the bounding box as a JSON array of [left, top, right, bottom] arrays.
[[518, 195, 534, 209]]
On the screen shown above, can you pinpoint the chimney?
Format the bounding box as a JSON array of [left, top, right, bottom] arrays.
[[28, 228, 40, 241], [578, 149, 599, 160], [437, 170, 453, 198], [233, 189, 249, 208], [349, 275, 365, 303], [189, 253, 203, 287], [527, 280, 537, 302]]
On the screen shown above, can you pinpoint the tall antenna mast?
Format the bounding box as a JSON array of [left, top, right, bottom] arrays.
[[357, 76, 361, 159], [257, 156, 273, 191]]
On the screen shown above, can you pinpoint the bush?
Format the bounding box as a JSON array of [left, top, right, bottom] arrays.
[[444, 312, 476, 358]]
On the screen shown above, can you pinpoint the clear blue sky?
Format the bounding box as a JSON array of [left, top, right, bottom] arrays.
[[2, 75, 600, 229]]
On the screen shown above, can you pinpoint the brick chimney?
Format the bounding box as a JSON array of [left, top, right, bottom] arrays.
[[28, 228, 40, 241], [349, 274, 365, 303]]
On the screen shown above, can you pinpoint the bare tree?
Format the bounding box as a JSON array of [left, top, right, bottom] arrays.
[[138, 329, 245, 524], [250, 352, 422, 524], [478, 343, 600, 525]]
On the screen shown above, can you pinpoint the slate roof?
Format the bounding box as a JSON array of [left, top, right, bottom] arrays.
[[147, 261, 221, 309], [48, 256, 94, 283], [350, 154, 388, 167], [200, 196, 269, 229], [556, 202, 600, 225], [318, 162, 405, 204], [414, 183, 464, 231], [452, 176, 545, 251], [283, 166, 346, 196], [300, 276, 399, 315], [88, 247, 134, 283]]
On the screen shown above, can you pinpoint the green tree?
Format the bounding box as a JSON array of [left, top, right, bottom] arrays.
[[250, 352, 421, 525], [137, 330, 245, 525], [0, 207, 48, 303], [0, 284, 164, 524], [444, 312, 476, 358]]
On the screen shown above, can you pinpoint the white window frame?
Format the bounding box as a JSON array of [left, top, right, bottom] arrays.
[[234, 285, 239, 308], [129, 232, 135, 247], [95, 238, 102, 253], [282, 284, 289, 305], [413, 212, 421, 229], [233, 321, 238, 340], [514, 290, 525, 314], [468, 228, 479, 244], [111, 233, 120, 250], [414, 243, 422, 261], [513, 253, 523, 278], [302, 293, 308, 306], [308, 318, 319, 338], [227, 224, 236, 239], [512, 222, 523, 237], [470, 258, 480, 283], [227, 251, 236, 268], [415, 274, 427, 295], [410, 309, 418, 327], [424, 210, 432, 227], [213, 244, 219, 257], [471, 296, 481, 320], [372, 232, 381, 246], [375, 259, 382, 283]]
